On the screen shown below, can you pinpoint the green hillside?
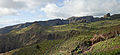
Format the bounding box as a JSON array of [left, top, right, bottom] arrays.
[[1, 15, 120, 55]]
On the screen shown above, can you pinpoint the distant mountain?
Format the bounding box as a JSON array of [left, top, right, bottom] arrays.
[[0, 14, 119, 34], [36, 19, 69, 26], [111, 14, 120, 19], [0, 19, 69, 34], [67, 16, 111, 23], [1, 13, 120, 35]]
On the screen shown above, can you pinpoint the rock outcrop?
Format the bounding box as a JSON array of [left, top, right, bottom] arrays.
[[67, 16, 94, 23], [90, 31, 120, 45], [104, 13, 111, 18], [67, 16, 111, 24]]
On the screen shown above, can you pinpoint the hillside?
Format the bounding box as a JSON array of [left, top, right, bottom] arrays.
[[0, 14, 120, 55]]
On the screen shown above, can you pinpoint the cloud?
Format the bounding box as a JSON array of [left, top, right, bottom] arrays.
[[1, 0, 120, 18], [0, 17, 24, 28], [0, 17, 23, 24], [0, 0, 56, 16], [0, 8, 17, 16], [0, 0, 26, 9], [0, 0, 26, 16], [0, 18, 22, 28], [0, 20, 21, 24], [41, 0, 120, 18]]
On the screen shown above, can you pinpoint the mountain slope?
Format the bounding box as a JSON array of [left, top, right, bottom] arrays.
[[6, 18, 120, 55], [0, 19, 69, 34], [1, 14, 120, 55], [0, 23, 69, 54]]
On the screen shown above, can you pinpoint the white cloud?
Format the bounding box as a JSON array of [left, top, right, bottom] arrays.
[[0, 0, 26, 9], [14, 0, 57, 8], [41, 0, 120, 18], [1, 0, 120, 18], [0, 18, 22, 28], [0, 0, 56, 16], [0, 19, 20, 24], [0, 8, 17, 16]]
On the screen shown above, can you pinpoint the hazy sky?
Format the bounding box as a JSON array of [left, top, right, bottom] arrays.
[[0, 0, 120, 28]]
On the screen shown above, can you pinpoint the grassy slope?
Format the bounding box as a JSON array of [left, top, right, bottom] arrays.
[[50, 34, 93, 55], [48, 19, 120, 55], [3, 19, 120, 55]]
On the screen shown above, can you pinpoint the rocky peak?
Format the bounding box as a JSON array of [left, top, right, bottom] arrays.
[[67, 16, 94, 23], [104, 13, 111, 18]]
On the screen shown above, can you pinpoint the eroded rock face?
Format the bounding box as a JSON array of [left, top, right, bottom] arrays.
[[67, 16, 94, 23], [71, 30, 120, 55], [90, 34, 106, 44], [90, 31, 120, 45]]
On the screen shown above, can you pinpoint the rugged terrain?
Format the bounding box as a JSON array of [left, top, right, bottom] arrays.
[[0, 14, 120, 55]]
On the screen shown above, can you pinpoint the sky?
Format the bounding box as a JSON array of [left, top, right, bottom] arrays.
[[0, 0, 120, 28]]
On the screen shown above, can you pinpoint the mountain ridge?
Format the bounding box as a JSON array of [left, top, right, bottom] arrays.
[[0, 14, 116, 34]]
